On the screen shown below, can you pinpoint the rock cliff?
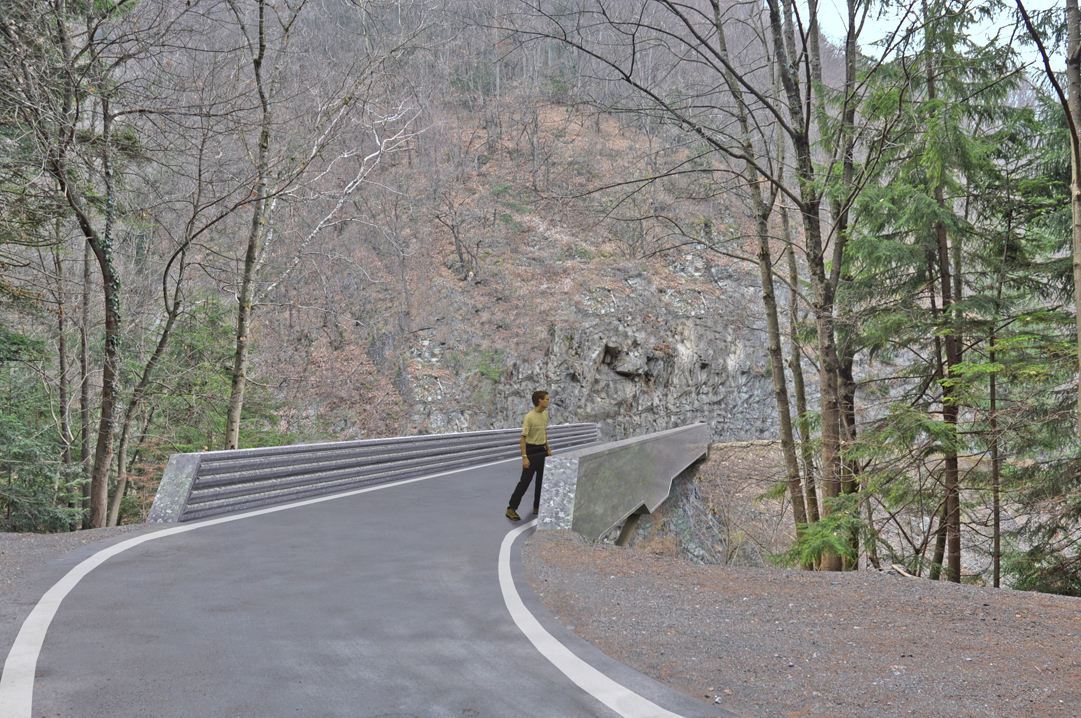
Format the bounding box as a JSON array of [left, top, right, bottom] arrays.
[[405, 249, 786, 443]]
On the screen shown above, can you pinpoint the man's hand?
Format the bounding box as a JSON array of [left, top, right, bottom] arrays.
[[522, 457, 530, 469]]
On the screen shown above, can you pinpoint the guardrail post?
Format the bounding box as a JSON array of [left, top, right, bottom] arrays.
[[146, 453, 202, 524]]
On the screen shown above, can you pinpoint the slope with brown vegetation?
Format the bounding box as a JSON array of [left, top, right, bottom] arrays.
[[256, 102, 781, 444]]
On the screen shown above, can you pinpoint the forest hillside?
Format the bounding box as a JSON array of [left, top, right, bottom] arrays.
[[4, 0, 1081, 597]]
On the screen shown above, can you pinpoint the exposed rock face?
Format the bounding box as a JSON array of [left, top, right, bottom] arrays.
[[502, 315, 776, 442], [407, 256, 786, 443]]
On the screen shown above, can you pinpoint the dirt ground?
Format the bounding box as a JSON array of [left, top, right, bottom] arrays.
[[521, 443, 1081, 718]]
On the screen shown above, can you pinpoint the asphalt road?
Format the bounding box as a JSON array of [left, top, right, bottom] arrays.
[[1, 460, 730, 718]]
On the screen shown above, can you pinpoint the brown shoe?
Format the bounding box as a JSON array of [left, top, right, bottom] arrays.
[[506, 508, 521, 521]]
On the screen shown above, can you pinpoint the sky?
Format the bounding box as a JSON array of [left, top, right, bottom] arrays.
[[810, 0, 1065, 72]]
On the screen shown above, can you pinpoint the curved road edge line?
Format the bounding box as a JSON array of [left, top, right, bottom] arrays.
[[499, 521, 685, 718], [0, 459, 516, 718]]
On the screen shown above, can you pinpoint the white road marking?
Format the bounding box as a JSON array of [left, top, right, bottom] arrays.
[[498, 521, 685, 718], [0, 458, 514, 718]]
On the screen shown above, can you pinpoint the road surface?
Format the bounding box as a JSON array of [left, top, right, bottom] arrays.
[[1, 459, 730, 718]]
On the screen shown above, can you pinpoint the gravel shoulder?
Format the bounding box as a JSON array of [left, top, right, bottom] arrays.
[[522, 529, 1081, 718], [0, 526, 157, 598]]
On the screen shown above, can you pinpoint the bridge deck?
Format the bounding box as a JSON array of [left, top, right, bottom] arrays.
[[2, 460, 728, 718]]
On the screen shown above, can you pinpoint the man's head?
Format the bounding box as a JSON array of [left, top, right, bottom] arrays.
[[531, 390, 549, 408]]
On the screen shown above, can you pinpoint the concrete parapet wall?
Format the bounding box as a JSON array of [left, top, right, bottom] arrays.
[[537, 424, 709, 540], [147, 424, 599, 523]]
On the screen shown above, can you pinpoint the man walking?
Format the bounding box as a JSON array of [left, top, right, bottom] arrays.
[[506, 390, 551, 521]]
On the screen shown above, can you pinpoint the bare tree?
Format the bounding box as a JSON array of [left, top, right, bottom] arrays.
[[220, 0, 424, 449], [501, 0, 911, 567], [0, 0, 195, 526]]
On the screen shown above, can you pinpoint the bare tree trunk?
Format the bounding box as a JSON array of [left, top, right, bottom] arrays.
[[785, 238, 819, 523], [768, 0, 843, 569], [923, 246, 952, 584], [1063, 0, 1081, 443], [64, 3, 92, 527], [921, 3, 962, 582], [1068, 0, 1081, 447], [53, 244, 73, 470], [43, 7, 123, 529], [84, 97, 122, 529], [755, 207, 807, 529], [108, 292, 184, 525], [51, 242, 74, 523], [862, 472, 880, 569], [990, 334, 1001, 587], [776, 126, 819, 527], [807, 240, 844, 573], [109, 424, 133, 525], [838, 1, 860, 570], [79, 241, 91, 527], [773, 45, 819, 529], [807, 0, 860, 569], [1017, 0, 1081, 440], [72, 202, 121, 529], [990, 206, 1010, 588], [225, 0, 273, 450], [711, 0, 806, 529], [929, 501, 948, 580], [936, 206, 962, 584], [839, 350, 861, 569], [223, 199, 263, 450]]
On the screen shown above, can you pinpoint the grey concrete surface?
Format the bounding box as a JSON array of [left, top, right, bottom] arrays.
[[4, 460, 728, 718], [537, 457, 579, 531], [539, 424, 710, 540], [145, 453, 201, 523]]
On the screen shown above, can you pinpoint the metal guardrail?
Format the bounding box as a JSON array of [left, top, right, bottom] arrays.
[[536, 424, 709, 542], [147, 423, 600, 523]]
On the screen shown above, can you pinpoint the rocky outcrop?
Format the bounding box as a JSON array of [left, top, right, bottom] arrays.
[[407, 254, 787, 443], [501, 314, 776, 442]]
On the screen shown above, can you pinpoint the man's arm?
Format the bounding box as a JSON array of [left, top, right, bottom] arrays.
[[521, 435, 529, 468]]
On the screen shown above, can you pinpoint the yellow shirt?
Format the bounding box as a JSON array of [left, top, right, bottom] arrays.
[[521, 409, 548, 445]]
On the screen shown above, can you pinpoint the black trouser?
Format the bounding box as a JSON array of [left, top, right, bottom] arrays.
[[509, 443, 547, 512]]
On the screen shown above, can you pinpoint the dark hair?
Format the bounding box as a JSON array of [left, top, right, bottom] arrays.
[[531, 390, 548, 407]]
